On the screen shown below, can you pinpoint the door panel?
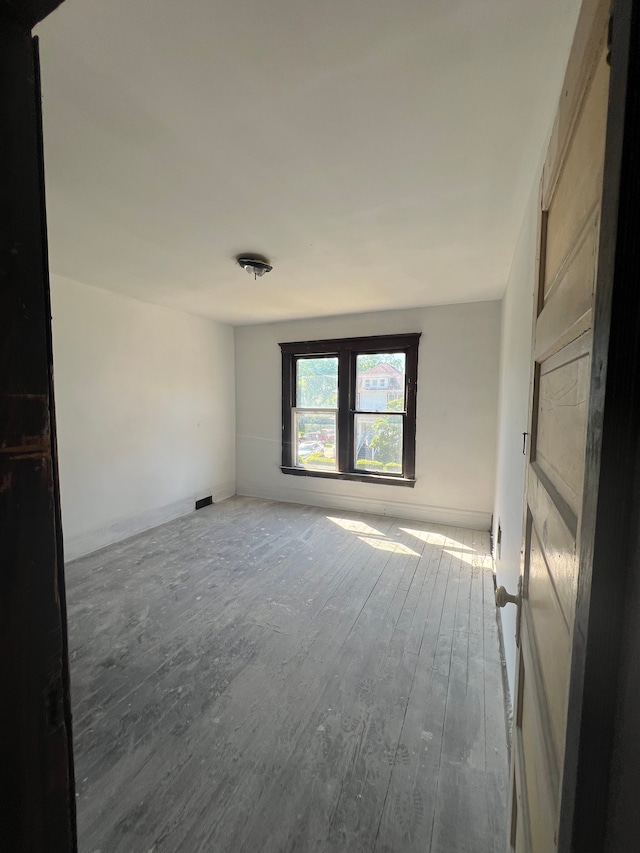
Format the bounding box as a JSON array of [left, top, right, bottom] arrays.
[[508, 2, 610, 849], [521, 668, 557, 853], [535, 333, 591, 518], [535, 218, 598, 361], [543, 49, 610, 292], [528, 525, 571, 760], [526, 470, 577, 627]]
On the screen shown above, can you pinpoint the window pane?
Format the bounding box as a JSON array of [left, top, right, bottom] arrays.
[[294, 410, 337, 470], [354, 413, 403, 474], [356, 353, 405, 412], [296, 357, 338, 408]]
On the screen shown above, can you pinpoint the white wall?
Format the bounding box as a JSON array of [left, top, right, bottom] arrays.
[[492, 183, 538, 693], [235, 302, 500, 528], [51, 276, 236, 560], [490, 1, 583, 703]]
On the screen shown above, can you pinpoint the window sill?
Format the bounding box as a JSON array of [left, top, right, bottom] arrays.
[[280, 466, 416, 487]]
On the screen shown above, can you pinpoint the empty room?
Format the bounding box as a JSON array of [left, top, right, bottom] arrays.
[[5, 1, 640, 852]]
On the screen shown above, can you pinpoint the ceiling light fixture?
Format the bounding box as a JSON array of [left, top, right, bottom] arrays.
[[236, 255, 273, 280]]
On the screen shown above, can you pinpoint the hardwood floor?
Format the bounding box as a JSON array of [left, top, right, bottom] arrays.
[[66, 496, 508, 852]]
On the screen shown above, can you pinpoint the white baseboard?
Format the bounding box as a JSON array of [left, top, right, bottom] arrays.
[[64, 478, 489, 561], [236, 480, 491, 531], [64, 481, 236, 561], [211, 481, 237, 504]]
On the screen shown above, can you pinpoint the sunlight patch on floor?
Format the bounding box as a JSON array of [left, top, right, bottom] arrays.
[[326, 516, 385, 537], [357, 535, 421, 556], [400, 527, 476, 552]]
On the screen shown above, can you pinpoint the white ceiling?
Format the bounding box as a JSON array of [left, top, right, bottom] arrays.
[[36, 0, 581, 326]]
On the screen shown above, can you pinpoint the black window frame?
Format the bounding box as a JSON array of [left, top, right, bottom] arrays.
[[279, 333, 420, 486]]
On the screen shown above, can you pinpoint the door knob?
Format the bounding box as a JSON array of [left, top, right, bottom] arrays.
[[496, 586, 521, 607], [495, 576, 523, 647]]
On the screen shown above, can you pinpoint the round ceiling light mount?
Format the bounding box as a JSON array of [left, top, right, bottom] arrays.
[[236, 254, 273, 280]]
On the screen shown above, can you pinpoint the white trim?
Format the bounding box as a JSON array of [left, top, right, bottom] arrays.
[[63, 481, 236, 561], [236, 479, 490, 530]]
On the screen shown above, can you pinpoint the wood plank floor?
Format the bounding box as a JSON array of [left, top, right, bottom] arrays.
[[66, 496, 508, 852]]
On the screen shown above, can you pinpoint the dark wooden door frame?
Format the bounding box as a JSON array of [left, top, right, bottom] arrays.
[[0, 1, 75, 850], [558, 1, 640, 850]]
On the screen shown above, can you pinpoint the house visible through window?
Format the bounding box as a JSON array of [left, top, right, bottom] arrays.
[[279, 333, 420, 484]]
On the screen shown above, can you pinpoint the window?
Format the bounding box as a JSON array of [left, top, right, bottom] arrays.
[[280, 333, 420, 485]]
